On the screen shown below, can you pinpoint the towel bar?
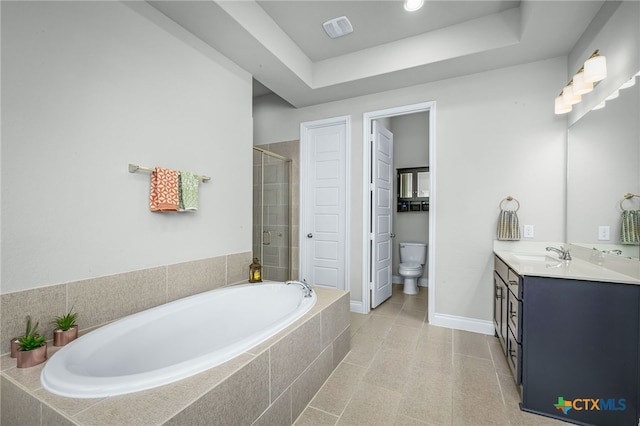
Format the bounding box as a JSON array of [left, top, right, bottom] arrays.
[[128, 164, 211, 182]]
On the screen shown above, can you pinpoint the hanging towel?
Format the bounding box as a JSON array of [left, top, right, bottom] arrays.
[[620, 210, 640, 245], [178, 171, 200, 211], [497, 209, 521, 241], [149, 167, 180, 211]]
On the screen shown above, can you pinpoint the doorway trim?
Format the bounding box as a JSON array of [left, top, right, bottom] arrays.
[[362, 102, 436, 322], [300, 115, 351, 292]]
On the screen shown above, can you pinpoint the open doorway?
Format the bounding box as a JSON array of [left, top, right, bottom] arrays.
[[362, 102, 436, 323]]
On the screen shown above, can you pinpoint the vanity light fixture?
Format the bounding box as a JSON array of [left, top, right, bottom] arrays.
[[404, 0, 424, 12], [583, 50, 607, 83], [554, 49, 606, 115]]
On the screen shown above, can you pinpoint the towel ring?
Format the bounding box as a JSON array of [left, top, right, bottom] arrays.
[[499, 196, 520, 212], [620, 193, 640, 211]]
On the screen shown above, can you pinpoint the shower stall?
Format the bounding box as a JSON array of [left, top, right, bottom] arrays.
[[253, 147, 292, 282]]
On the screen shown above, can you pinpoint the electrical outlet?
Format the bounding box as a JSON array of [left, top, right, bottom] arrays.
[[523, 225, 534, 238], [598, 225, 610, 241]]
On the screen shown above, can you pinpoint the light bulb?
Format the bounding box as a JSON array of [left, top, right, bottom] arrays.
[[584, 54, 607, 83], [404, 0, 424, 12], [572, 72, 593, 95], [562, 84, 581, 105]]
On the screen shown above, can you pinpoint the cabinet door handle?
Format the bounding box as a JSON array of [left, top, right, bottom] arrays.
[[495, 285, 502, 299], [510, 309, 517, 319], [509, 348, 517, 360], [509, 280, 518, 286]]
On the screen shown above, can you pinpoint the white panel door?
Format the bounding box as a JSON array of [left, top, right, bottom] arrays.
[[371, 121, 393, 308], [302, 121, 346, 290]]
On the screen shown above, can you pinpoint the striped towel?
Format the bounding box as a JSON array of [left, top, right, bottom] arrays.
[[149, 167, 180, 212], [620, 210, 640, 245], [497, 209, 521, 241]]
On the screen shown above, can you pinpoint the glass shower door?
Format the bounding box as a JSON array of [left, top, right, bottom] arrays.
[[253, 148, 291, 281]]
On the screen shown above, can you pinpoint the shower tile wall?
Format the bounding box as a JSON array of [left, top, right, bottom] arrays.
[[254, 141, 299, 281]]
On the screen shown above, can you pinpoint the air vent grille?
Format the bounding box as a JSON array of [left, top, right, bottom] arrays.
[[322, 16, 353, 39]]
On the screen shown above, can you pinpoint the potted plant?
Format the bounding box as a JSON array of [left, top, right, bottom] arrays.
[[16, 316, 47, 368], [52, 306, 78, 347]]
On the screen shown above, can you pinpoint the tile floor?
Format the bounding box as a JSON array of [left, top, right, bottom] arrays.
[[294, 285, 568, 425]]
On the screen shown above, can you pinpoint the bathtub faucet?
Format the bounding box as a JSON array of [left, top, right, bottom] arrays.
[[286, 280, 313, 298]]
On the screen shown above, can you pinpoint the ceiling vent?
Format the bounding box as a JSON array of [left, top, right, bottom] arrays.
[[322, 16, 353, 39]]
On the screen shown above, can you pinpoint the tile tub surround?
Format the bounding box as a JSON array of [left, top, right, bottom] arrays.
[[1, 287, 350, 425], [0, 251, 252, 356]]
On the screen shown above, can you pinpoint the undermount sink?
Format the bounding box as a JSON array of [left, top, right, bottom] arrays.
[[512, 254, 558, 262]]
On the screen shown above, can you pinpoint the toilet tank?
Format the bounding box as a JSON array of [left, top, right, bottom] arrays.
[[399, 242, 427, 264]]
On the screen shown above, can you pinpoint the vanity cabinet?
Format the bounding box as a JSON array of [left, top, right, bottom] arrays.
[[493, 254, 640, 426], [493, 256, 522, 385]]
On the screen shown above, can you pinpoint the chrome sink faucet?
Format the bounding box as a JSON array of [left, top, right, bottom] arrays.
[[546, 246, 572, 261], [286, 279, 314, 298]]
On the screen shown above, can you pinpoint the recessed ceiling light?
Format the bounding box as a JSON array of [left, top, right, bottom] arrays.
[[322, 16, 353, 39], [404, 0, 424, 12]]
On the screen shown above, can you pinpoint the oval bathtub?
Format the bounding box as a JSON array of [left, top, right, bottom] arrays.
[[41, 282, 316, 398]]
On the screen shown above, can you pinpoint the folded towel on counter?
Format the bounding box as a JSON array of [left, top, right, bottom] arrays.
[[620, 210, 640, 245], [497, 209, 521, 241], [149, 167, 180, 211], [178, 171, 199, 211]]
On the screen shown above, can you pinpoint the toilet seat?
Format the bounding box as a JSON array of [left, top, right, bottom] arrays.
[[399, 262, 422, 273]]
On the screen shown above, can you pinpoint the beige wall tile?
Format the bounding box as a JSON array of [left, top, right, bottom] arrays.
[[1, 284, 66, 354], [68, 267, 167, 329], [1, 376, 42, 425], [227, 251, 253, 285], [321, 293, 350, 346], [167, 256, 226, 301], [254, 387, 292, 426], [270, 314, 323, 399], [165, 351, 270, 425], [332, 326, 351, 368], [291, 347, 333, 419], [42, 404, 77, 426]]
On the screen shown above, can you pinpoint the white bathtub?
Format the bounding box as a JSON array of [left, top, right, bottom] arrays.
[[41, 282, 316, 398]]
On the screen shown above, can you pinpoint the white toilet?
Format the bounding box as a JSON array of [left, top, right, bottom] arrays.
[[399, 242, 427, 295]]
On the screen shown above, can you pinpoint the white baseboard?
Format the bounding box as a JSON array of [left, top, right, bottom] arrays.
[[430, 312, 494, 335], [350, 300, 365, 314]]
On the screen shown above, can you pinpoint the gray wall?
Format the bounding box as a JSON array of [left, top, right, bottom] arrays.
[[253, 57, 568, 325], [1, 2, 254, 294]]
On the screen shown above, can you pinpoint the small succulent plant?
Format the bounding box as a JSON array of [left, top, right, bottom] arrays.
[[17, 316, 46, 352], [53, 306, 78, 331]]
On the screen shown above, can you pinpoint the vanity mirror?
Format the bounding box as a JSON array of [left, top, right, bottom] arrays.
[[567, 69, 640, 259]]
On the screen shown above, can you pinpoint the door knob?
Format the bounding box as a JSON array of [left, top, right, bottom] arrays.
[[390, 233, 396, 238], [307, 233, 313, 238]]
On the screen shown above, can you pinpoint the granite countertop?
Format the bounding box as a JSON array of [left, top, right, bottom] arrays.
[[493, 241, 640, 285]]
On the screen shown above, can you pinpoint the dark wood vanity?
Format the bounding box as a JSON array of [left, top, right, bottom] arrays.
[[494, 252, 640, 426]]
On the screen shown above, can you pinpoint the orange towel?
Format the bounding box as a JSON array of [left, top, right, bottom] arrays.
[[149, 167, 179, 211]]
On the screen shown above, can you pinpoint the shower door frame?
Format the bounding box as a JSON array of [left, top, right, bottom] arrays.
[[253, 147, 293, 282]]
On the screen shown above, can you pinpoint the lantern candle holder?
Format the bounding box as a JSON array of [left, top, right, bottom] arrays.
[[249, 258, 262, 283]]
